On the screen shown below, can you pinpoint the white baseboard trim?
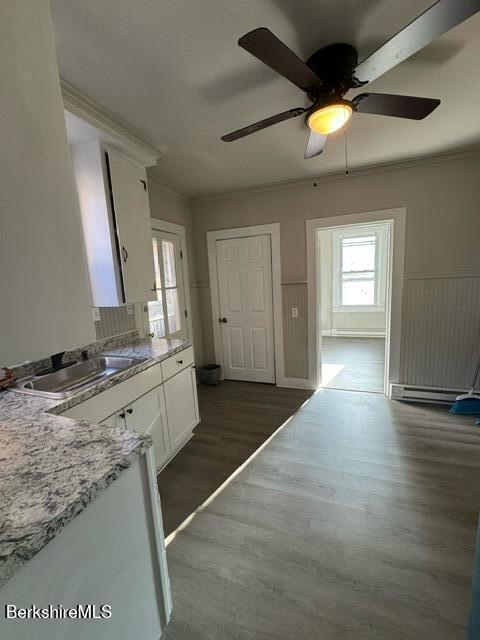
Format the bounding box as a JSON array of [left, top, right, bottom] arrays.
[[277, 377, 315, 390], [390, 383, 462, 404]]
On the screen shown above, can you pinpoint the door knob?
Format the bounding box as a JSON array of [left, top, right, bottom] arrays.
[[219, 317, 228, 323]]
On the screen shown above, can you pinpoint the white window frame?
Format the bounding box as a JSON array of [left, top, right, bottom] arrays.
[[136, 219, 193, 341], [151, 229, 186, 339], [332, 224, 388, 313]]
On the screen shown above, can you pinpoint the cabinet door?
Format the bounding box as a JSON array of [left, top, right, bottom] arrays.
[[106, 148, 156, 303], [163, 366, 199, 452], [124, 387, 170, 470], [100, 411, 126, 429]]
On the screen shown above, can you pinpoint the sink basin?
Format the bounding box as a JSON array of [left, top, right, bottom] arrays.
[[12, 356, 147, 399]]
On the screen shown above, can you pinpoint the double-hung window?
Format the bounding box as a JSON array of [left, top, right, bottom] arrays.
[[332, 225, 388, 312], [148, 230, 186, 339]]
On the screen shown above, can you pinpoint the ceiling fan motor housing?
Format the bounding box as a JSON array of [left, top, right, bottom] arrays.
[[306, 43, 358, 98]]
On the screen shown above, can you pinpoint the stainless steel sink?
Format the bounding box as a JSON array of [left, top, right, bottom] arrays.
[[11, 356, 147, 399]]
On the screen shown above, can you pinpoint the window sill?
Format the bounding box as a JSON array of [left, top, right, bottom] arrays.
[[333, 306, 385, 313]]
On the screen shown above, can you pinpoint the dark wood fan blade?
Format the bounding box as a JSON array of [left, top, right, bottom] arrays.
[[238, 27, 322, 91], [304, 131, 327, 159], [221, 108, 306, 142], [353, 0, 480, 84], [353, 93, 440, 119]]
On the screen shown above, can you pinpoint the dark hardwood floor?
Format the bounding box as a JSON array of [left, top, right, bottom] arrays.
[[161, 384, 480, 640], [158, 381, 313, 536]]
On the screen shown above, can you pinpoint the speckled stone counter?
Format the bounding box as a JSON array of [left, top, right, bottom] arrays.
[[0, 335, 190, 588]]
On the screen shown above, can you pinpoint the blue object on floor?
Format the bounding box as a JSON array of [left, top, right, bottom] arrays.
[[449, 398, 480, 415], [468, 517, 480, 639], [451, 356, 480, 416]]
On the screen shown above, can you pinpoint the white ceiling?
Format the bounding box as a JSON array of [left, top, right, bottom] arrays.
[[50, 0, 480, 198]]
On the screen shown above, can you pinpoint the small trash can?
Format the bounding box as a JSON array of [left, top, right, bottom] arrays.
[[201, 364, 221, 385]]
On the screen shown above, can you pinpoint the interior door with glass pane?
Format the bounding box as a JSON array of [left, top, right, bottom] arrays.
[[149, 230, 187, 340]]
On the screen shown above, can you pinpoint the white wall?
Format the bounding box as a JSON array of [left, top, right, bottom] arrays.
[[0, 0, 94, 366], [147, 178, 203, 363], [192, 153, 480, 387]]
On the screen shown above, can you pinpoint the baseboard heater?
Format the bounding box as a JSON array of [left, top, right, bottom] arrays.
[[390, 383, 461, 405]]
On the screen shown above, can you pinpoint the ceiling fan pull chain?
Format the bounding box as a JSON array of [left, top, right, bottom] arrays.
[[344, 127, 349, 175]]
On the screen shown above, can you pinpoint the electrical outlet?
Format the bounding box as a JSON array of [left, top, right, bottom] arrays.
[[291, 307, 299, 318], [92, 307, 101, 322], [126, 304, 134, 316]]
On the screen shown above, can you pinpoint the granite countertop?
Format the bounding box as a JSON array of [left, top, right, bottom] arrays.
[[0, 335, 190, 588]]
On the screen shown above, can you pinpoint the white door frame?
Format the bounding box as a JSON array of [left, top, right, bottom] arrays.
[[207, 224, 285, 385], [306, 208, 406, 394]]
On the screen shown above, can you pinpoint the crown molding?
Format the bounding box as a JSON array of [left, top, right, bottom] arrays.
[[193, 144, 480, 203], [61, 78, 163, 167]]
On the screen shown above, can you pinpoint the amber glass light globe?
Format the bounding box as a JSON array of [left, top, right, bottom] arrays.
[[307, 103, 353, 135]]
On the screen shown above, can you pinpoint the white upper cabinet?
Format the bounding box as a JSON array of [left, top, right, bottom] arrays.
[[107, 149, 157, 303], [71, 140, 156, 306]]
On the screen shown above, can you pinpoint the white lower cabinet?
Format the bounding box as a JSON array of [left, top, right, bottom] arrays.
[[164, 365, 199, 452], [62, 350, 200, 471], [123, 388, 171, 469]]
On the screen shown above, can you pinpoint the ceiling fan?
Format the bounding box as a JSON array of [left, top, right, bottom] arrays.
[[221, 0, 480, 159]]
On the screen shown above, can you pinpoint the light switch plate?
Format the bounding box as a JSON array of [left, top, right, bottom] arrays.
[[291, 307, 299, 318], [92, 307, 101, 322]]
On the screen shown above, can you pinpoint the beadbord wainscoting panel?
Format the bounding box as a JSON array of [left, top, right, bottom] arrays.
[[95, 306, 137, 340], [282, 283, 309, 379], [400, 275, 480, 390]]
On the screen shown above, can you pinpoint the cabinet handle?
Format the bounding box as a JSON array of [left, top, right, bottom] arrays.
[[122, 246, 128, 263], [177, 359, 183, 365], [150, 282, 157, 292], [119, 412, 126, 419], [126, 408, 133, 415]]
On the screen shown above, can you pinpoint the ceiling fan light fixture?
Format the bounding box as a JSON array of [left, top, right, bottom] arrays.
[[307, 102, 353, 135]]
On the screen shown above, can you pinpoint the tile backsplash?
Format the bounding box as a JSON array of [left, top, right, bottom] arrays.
[[94, 306, 137, 340]]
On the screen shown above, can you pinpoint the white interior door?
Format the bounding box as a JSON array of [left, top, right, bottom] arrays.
[[216, 235, 275, 383]]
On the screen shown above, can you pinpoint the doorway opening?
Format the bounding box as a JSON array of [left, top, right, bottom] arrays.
[[318, 221, 392, 394]]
